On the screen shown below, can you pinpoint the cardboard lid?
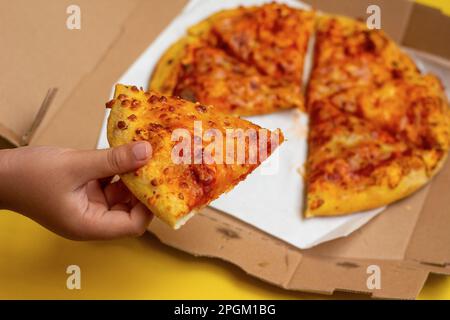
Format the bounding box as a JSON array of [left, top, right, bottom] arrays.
[[0, 0, 140, 146]]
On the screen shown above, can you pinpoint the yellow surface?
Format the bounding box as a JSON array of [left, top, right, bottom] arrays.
[[1, 208, 449, 300], [1, 0, 449, 300]]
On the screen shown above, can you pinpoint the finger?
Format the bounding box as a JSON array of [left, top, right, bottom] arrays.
[[81, 203, 153, 240], [104, 180, 132, 207], [130, 202, 154, 234], [71, 141, 152, 182], [86, 180, 107, 206], [110, 203, 130, 211]]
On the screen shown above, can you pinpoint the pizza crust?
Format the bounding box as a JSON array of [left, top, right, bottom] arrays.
[[149, 35, 192, 95]]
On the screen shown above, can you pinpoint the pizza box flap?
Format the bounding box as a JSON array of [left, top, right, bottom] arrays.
[[13, 0, 450, 299], [403, 2, 450, 60], [0, 0, 140, 147]]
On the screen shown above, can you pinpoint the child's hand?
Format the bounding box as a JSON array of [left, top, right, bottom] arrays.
[[0, 142, 153, 240]]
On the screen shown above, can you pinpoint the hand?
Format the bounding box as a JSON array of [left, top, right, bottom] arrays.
[[0, 142, 153, 240]]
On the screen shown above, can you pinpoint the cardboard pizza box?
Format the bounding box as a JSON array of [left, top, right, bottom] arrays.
[[1, 0, 449, 299]]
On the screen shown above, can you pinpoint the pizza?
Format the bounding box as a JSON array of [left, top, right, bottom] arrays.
[[109, 5, 450, 222], [150, 3, 314, 115], [304, 15, 450, 217], [106, 84, 284, 228], [155, 39, 303, 116]]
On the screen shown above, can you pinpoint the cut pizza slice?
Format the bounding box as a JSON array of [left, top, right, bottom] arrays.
[[305, 15, 450, 218], [210, 3, 315, 82], [151, 38, 303, 115], [305, 101, 436, 217], [107, 84, 284, 228], [149, 3, 314, 115]]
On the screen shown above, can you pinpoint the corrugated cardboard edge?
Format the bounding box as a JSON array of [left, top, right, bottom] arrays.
[[0, 88, 58, 147], [0, 123, 20, 147], [29, 0, 450, 299], [21, 88, 59, 146]]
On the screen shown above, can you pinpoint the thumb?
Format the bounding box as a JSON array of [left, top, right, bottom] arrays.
[[72, 141, 152, 181]]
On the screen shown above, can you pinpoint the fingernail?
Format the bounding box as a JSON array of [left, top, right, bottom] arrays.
[[132, 142, 150, 161]]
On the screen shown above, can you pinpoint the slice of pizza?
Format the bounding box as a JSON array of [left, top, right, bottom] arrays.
[[209, 3, 315, 82], [150, 3, 314, 115], [305, 15, 450, 217], [151, 38, 303, 116], [305, 101, 435, 217], [107, 84, 284, 228]]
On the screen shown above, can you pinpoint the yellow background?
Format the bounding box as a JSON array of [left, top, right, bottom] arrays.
[[0, 0, 449, 299]]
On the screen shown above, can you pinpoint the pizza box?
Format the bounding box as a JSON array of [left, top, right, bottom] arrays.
[[1, 0, 449, 299]]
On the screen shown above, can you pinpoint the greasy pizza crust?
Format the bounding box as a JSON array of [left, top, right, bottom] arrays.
[[150, 3, 314, 115], [107, 84, 283, 228], [305, 14, 450, 217]]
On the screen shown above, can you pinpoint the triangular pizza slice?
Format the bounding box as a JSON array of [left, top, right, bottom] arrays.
[[107, 84, 284, 228], [150, 3, 314, 115], [305, 15, 450, 217], [151, 38, 303, 116]]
